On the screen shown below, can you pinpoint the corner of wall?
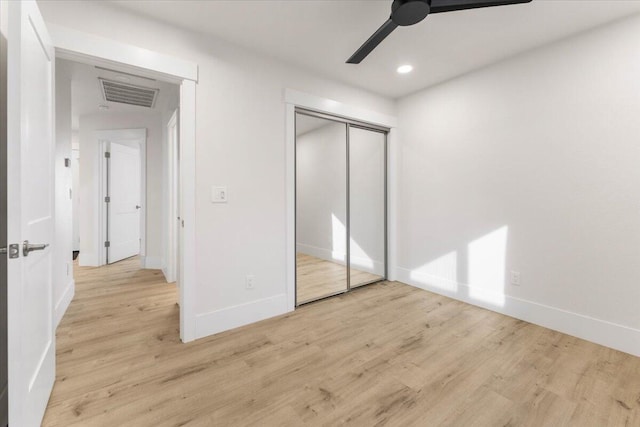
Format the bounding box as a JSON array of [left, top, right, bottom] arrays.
[[141, 256, 163, 270], [194, 294, 290, 340], [396, 269, 640, 357]]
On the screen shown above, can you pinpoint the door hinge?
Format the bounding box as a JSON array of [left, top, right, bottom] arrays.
[[104, 152, 111, 158], [105, 196, 110, 203], [104, 241, 110, 248], [0, 244, 20, 259]]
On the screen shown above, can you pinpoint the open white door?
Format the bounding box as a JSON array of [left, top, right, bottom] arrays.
[[108, 141, 142, 264], [6, 1, 56, 425]]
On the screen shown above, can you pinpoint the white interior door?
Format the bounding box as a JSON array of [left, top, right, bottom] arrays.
[[108, 141, 142, 263], [6, 1, 56, 425]]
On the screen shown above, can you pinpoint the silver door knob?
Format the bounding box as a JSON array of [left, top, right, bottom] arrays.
[[23, 240, 49, 257], [135, 205, 141, 209]]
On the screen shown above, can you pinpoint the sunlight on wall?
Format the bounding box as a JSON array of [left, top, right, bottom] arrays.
[[331, 213, 376, 271], [349, 238, 374, 270], [410, 251, 458, 292], [331, 213, 347, 262], [467, 226, 508, 307]]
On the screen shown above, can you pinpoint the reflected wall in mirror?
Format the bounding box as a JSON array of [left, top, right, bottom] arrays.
[[295, 113, 347, 304], [349, 127, 386, 287]]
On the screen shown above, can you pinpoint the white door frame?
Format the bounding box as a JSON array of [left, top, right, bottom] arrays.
[[96, 129, 146, 267], [165, 109, 179, 283], [49, 25, 198, 342], [284, 89, 398, 311], [71, 148, 80, 252]]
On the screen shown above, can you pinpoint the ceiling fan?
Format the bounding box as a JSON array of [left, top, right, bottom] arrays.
[[347, 0, 533, 64]]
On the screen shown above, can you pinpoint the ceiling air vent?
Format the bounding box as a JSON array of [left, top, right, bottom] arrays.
[[99, 78, 159, 108]]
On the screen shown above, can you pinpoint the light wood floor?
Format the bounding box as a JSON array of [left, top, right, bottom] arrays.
[[296, 253, 383, 304], [43, 257, 640, 426]]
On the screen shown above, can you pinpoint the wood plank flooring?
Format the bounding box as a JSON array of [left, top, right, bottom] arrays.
[[296, 253, 382, 304], [43, 257, 640, 426]]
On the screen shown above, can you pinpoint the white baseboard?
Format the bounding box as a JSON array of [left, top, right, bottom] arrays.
[[78, 252, 99, 267], [161, 267, 173, 283], [54, 279, 75, 328], [195, 293, 289, 339], [296, 243, 384, 274], [141, 256, 163, 270], [297, 243, 345, 265], [396, 267, 640, 357]]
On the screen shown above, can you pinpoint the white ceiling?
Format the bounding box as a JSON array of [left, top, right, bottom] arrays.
[[109, 0, 640, 99], [58, 58, 179, 130]]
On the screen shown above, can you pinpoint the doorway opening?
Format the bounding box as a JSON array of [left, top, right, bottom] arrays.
[[98, 129, 145, 265], [60, 58, 180, 273], [295, 109, 388, 305], [58, 56, 183, 326]]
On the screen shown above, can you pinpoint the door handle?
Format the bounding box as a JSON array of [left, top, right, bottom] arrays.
[[135, 205, 141, 209], [0, 244, 19, 258], [23, 240, 49, 257]]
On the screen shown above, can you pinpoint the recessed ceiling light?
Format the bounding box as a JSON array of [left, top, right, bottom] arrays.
[[397, 64, 413, 74]]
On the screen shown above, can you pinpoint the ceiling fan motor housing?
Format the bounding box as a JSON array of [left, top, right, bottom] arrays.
[[391, 0, 431, 26]]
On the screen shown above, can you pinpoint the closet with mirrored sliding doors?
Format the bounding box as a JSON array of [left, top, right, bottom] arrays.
[[295, 109, 387, 305]]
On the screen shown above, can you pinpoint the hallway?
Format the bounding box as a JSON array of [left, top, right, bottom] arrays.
[[43, 257, 179, 425]]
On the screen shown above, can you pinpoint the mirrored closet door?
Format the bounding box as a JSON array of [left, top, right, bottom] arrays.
[[295, 110, 387, 306], [348, 126, 386, 288], [295, 113, 348, 304]]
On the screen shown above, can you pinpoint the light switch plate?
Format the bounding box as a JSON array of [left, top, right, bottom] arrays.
[[211, 186, 228, 203], [510, 271, 521, 286]]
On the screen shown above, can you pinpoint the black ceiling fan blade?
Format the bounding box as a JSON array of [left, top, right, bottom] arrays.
[[347, 19, 399, 64], [429, 0, 532, 14]]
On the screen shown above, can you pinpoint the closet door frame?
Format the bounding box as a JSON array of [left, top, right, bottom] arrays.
[[294, 108, 389, 306]]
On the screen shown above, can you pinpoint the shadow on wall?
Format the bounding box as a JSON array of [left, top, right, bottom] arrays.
[[409, 226, 509, 308]]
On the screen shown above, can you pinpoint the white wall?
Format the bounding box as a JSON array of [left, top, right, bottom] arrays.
[[53, 59, 74, 327], [37, 0, 395, 337], [78, 112, 165, 268], [296, 122, 347, 263], [396, 15, 640, 356]]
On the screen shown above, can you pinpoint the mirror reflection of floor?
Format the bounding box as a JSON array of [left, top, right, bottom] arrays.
[[296, 253, 382, 305]]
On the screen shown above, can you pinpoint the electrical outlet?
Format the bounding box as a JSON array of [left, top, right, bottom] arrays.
[[510, 271, 521, 286], [211, 186, 228, 203], [246, 275, 255, 290]]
